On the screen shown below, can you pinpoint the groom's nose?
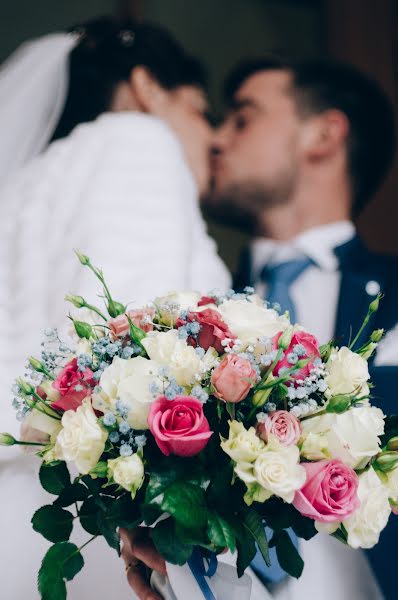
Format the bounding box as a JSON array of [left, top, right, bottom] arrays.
[[211, 124, 230, 156]]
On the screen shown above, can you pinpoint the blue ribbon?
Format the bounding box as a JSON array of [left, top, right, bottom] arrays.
[[187, 547, 218, 600]]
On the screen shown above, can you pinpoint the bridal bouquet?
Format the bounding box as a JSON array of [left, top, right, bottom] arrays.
[[2, 252, 398, 600]]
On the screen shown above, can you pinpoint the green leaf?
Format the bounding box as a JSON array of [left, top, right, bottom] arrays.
[[32, 505, 74, 543], [38, 542, 84, 600], [106, 494, 142, 529], [54, 482, 88, 507], [141, 503, 163, 526], [98, 513, 120, 554], [39, 462, 70, 495], [145, 467, 184, 504], [151, 519, 193, 565], [161, 482, 207, 529], [235, 524, 256, 578], [290, 512, 317, 541], [79, 497, 101, 536], [207, 512, 236, 553], [241, 508, 270, 567], [272, 530, 304, 579]]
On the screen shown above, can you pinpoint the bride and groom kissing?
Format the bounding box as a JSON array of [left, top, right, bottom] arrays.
[[0, 14, 397, 600]]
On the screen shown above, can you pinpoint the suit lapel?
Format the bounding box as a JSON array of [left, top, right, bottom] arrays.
[[334, 237, 385, 349]]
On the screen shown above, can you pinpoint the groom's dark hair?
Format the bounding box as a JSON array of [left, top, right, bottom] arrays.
[[224, 57, 396, 216], [52, 16, 206, 142]]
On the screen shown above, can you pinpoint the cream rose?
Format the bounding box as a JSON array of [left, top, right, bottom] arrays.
[[93, 356, 160, 430], [221, 420, 265, 463], [142, 330, 202, 387], [325, 347, 370, 399], [236, 436, 306, 504], [55, 400, 107, 475], [107, 454, 145, 497], [343, 468, 391, 549], [155, 291, 200, 325], [300, 405, 384, 469], [217, 299, 289, 346]]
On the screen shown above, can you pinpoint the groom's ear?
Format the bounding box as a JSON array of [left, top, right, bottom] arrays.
[[129, 66, 168, 113]]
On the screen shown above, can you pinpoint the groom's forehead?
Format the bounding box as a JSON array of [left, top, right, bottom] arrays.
[[232, 69, 294, 109]]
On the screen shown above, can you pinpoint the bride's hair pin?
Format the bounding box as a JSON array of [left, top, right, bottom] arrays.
[[118, 30, 135, 47]]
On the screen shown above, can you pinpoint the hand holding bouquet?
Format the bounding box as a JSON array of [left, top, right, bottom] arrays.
[[2, 252, 397, 600]]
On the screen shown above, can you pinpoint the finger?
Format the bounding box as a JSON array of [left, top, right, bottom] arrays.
[[126, 564, 163, 600], [121, 528, 166, 574]]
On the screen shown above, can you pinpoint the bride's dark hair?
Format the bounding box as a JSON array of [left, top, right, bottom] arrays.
[[51, 16, 206, 141]]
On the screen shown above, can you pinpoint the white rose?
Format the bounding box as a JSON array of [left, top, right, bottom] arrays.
[[343, 468, 391, 549], [108, 454, 144, 497], [155, 291, 200, 325], [221, 420, 265, 463], [142, 330, 202, 387], [236, 436, 306, 504], [20, 408, 62, 447], [300, 405, 384, 469], [55, 400, 107, 475], [218, 299, 289, 346], [93, 356, 160, 430], [325, 347, 370, 399]]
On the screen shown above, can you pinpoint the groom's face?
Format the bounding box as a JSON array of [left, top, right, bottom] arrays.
[[206, 69, 302, 231]]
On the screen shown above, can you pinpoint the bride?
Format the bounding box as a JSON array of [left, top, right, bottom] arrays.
[[0, 16, 229, 599]]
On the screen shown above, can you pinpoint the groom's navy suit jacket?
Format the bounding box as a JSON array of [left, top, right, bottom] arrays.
[[235, 235, 398, 600]]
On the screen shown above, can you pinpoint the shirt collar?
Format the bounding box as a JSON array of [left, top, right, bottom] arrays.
[[251, 220, 356, 279]]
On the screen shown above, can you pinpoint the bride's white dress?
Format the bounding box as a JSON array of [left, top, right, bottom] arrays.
[[0, 112, 230, 599]]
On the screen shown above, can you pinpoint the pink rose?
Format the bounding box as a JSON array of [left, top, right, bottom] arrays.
[[177, 308, 235, 353], [273, 330, 320, 382], [149, 396, 213, 457], [293, 459, 360, 523], [211, 354, 257, 403], [197, 296, 217, 307], [51, 358, 94, 412], [257, 410, 301, 446], [109, 308, 154, 339]]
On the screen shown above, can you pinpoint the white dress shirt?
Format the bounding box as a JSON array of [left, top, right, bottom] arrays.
[[251, 221, 383, 600], [251, 221, 355, 343]]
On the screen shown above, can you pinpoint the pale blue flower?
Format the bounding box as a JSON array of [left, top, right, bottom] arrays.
[[109, 431, 120, 443], [120, 444, 133, 457], [119, 421, 130, 435], [103, 413, 116, 427]]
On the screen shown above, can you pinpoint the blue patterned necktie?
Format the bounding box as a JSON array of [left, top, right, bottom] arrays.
[[260, 256, 314, 323], [251, 256, 313, 586]]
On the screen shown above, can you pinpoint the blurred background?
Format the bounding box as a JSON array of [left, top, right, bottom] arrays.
[[1, 0, 397, 273]]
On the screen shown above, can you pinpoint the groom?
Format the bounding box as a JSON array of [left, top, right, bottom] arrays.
[[123, 58, 398, 599]]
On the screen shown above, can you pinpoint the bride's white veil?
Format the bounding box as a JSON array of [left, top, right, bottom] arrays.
[[0, 33, 79, 182]]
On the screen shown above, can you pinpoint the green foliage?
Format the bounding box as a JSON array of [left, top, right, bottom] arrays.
[[39, 462, 70, 495], [150, 519, 193, 565], [38, 542, 84, 600], [32, 505, 74, 543], [271, 530, 304, 579], [241, 508, 270, 567], [161, 481, 208, 530], [207, 511, 236, 553], [53, 482, 88, 507], [235, 522, 257, 578], [79, 497, 102, 536]]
